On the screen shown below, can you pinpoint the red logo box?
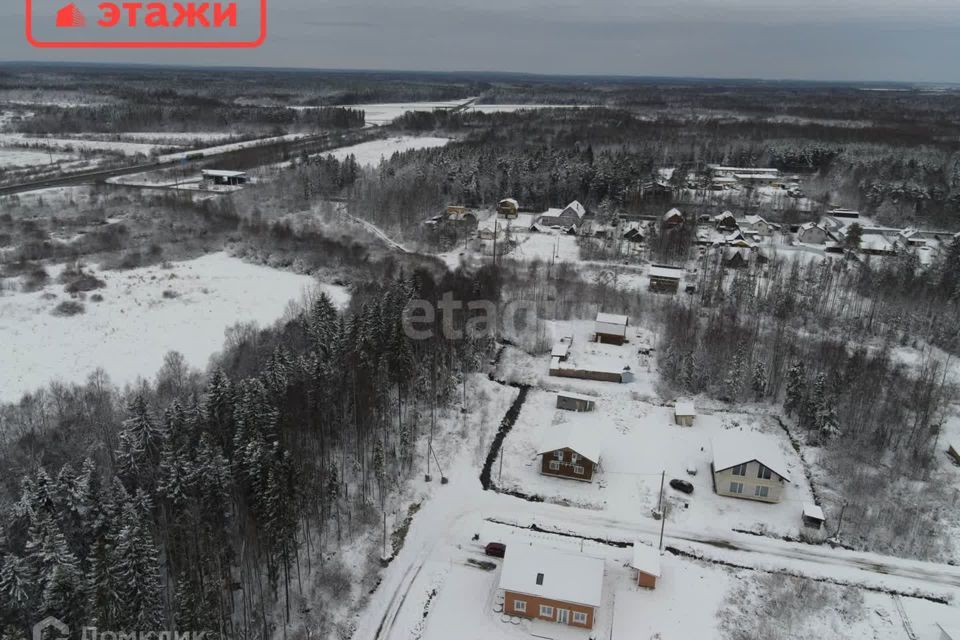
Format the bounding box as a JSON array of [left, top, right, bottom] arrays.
[[26, 0, 267, 48]]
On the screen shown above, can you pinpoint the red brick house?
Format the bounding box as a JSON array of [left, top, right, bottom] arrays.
[[500, 546, 605, 629]]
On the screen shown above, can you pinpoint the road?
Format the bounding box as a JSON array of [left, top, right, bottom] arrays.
[[355, 432, 960, 640], [0, 129, 375, 196]]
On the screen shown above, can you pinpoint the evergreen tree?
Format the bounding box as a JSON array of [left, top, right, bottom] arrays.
[[784, 359, 806, 418], [751, 361, 768, 401]]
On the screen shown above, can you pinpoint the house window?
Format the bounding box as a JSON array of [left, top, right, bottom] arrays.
[[574, 465, 585, 475], [536, 573, 544, 586], [548, 461, 561, 471], [757, 464, 772, 480], [571, 454, 579, 464], [729, 482, 744, 495], [513, 599, 526, 613], [731, 463, 747, 476], [755, 485, 770, 498], [573, 612, 588, 624], [554, 450, 564, 460], [540, 604, 554, 617]]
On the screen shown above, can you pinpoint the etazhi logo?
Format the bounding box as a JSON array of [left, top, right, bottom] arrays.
[[26, 0, 267, 48], [32, 616, 69, 640]]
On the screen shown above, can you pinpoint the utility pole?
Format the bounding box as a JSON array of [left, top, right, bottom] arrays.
[[658, 506, 667, 551], [834, 502, 847, 539], [498, 445, 504, 485], [657, 470, 665, 514]]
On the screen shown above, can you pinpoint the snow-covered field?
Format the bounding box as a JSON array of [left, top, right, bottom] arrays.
[[0, 253, 349, 404], [317, 135, 451, 167], [157, 132, 312, 162], [0, 133, 165, 157], [344, 100, 472, 126], [496, 320, 817, 539], [0, 147, 75, 167]]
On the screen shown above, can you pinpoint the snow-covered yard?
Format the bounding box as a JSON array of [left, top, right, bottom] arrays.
[[496, 320, 817, 539], [0, 147, 75, 167], [0, 133, 165, 157], [0, 253, 348, 403]]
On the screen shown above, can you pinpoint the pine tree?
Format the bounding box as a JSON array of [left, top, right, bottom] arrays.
[[751, 361, 768, 401], [784, 359, 806, 418], [112, 496, 164, 630]]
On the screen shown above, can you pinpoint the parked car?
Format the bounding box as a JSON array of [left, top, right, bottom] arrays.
[[670, 479, 694, 494], [484, 542, 506, 558]]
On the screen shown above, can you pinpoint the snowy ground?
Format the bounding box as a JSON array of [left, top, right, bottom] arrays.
[[495, 321, 817, 539], [341, 100, 473, 126], [0, 253, 349, 404], [0, 147, 75, 167], [315, 135, 451, 167], [0, 133, 165, 157]]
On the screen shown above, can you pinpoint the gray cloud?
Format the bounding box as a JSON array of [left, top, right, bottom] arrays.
[[1, 0, 959, 82]]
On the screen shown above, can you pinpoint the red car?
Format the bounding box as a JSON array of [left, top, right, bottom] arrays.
[[484, 542, 506, 558]]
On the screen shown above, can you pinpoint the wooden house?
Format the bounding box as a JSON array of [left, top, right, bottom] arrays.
[[498, 198, 519, 218], [630, 544, 661, 589], [595, 312, 629, 345], [538, 424, 601, 482], [500, 547, 604, 629], [712, 211, 739, 231], [648, 265, 684, 294], [712, 433, 790, 503], [537, 200, 586, 229], [556, 391, 596, 412], [674, 400, 695, 427], [797, 222, 828, 245], [661, 208, 684, 229]]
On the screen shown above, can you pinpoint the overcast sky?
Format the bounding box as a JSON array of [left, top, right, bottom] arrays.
[[4, 0, 960, 83]]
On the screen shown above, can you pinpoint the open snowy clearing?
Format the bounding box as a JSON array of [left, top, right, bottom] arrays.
[[0, 133, 166, 157], [0, 252, 348, 404], [0, 147, 75, 168], [315, 135, 451, 167]]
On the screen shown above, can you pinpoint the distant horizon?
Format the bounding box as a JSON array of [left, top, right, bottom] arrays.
[[2, 59, 958, 89]]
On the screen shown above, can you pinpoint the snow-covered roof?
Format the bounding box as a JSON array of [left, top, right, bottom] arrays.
[[596, 312, 628, 326], [861, 235, 895, 252], [499, 198, 519, 207], [202, 169, 247, 178], [649, 265, 684, 280], [562, 200, 586, 221], [710, 165, 779, 174], [939, 623, 960, 639], [551, 342, 570, 358], [803, 504, 825, 521], [498, 546, 605, 607], [538, 423, 601, 464], [630, 543, 662, 577], [712, 432, 790, 481], [674, 400, 695, 417], [799, 222, 822, 232], [713, 211, 736, 221], [557, 391, 597, 403], [663, 208, 683, 221]]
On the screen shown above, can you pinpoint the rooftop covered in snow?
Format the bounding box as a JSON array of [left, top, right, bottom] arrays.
[[498, 546, 605, 607], [630, 543, 662, 577], [712, 431, 790, 481], [537, 421, 602, 464], [674, 400, 695, 417]]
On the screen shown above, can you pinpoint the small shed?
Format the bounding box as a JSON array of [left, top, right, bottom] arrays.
[[551, 338, 572, 362], [595, 312, 629, 345], [557, 392, 596, 412], [630, 543, 661, 589], [674, 400, 696, 427], [802, 503, 825, 529]]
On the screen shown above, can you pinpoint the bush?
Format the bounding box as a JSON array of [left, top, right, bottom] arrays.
[[52, 300, 85, 316], [23, 265, 50, 292], [90, 293, 104, 302], [162, 289, 179, 299], [60, 264, 106, 293]]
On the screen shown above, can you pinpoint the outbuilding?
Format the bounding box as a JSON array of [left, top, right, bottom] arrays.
[[500, 546, 605, 629], [498, 198, 519, 218], [630, 543, 662, 589], [595, 312, 629, 345], [648, 265, 684, 294], [674, 400, 696, 427], [802, 503, 825, 529], [556, 391, 596, 412], [202, 169, 248, 186]]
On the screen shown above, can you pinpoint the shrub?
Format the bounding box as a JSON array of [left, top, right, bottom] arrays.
[[52, 300, 85, 316], [60, 264, 106, 293], [23, 265, 50, 292], [162, 289, 179, 299], [90, 293, 104, 302]]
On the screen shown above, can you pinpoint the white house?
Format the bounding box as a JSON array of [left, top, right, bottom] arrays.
[[595, 312, 629, 345], [712, 432, 791, 503], [796, 222, 828, 245], [674, 400, 696, 427]]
